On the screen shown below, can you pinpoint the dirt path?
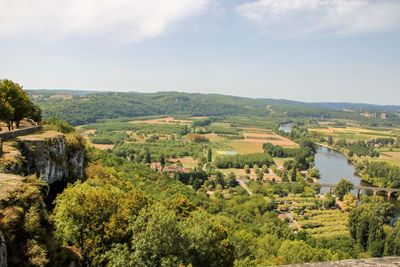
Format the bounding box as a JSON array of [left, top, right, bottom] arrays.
[[238, 179, 253, 195]]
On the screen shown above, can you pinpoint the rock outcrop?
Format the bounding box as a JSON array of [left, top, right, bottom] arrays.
[[15, 131, 84, 184], [0, 231, 7, 267]]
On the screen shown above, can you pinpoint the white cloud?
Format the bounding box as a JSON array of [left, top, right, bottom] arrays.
[[236, 0, 400, 37], [0, 0, 209, 43]]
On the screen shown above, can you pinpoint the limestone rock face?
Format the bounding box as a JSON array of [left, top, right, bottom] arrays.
[[0, 231, 6, 267], [16, 132, 84, 184]]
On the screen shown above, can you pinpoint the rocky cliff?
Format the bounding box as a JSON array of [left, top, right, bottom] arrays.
[[0, 231, 6, 267], [5, 130, 85, 184]]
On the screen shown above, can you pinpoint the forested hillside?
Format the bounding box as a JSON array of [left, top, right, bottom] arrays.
[[31, 91, 270, 125], [30, 90, 400, 126]]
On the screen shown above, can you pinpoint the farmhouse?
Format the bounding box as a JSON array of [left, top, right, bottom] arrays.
[[150, 162, 191, 177]]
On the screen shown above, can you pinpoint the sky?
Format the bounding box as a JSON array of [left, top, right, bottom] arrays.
[[1, 0, 400, 105]]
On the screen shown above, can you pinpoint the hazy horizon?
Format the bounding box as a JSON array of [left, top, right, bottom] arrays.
[[2, 0, 400, 105]]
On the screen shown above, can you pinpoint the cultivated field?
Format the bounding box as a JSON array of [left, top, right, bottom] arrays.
[[242, 132, 297, 147], [375, 151, 400, 166], [309, 126, 397, 141], [129, 117, 192, 125], [229, 140, 264, 154]]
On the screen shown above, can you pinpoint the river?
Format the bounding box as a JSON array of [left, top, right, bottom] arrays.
[[279, 123, 400, 220], [279, 123, 364, 188]]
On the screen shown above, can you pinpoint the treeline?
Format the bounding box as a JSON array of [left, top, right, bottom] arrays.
[[214, 153, 274, 169], [174, 171, 209, 190], [84, 120, 188, 135], [335, 140, 380, 157], [192, 117, 216, 127], [263, 142, 300, 157], [356, 160, 400, 188], [113, 141, 205, 161], [0, 79, 41, 129]]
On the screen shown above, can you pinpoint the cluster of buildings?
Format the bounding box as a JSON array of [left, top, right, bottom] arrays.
[[150, 162, 191, 177]]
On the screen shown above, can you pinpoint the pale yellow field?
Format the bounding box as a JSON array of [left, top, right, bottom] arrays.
[[129, 117, 192, 125], [243, 132, 298, 147], [379, 152, 400, 166], [48, 94, 73, 100], [203, 133, 225, 142], [91, 144, 115, 150], [309, 127, 396, 141], [229, 140, 264, 154]]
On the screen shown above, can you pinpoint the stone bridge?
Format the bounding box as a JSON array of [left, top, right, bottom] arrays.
[[319, 183, 399, 198]]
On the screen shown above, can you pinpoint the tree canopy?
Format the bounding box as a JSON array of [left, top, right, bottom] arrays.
[[0, 79, 41, 129]]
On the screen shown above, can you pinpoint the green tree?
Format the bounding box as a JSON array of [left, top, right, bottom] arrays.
[[226, 172, 238, 188], [52, 179, 147, 265], [253, 164, 259, 174], [108, 205, 188, 267], [342, 193, 358, 211], [207, 148, 212, 163], [335, 179, 354, 201], [257, 171, 264, 181], [261, 164, 268, 173], [160, 154, 166, 167], [143, 148, 151, 164], [0, 97, 14, 130], [244, 164, 250, 174], [384, 221, 400, 256], [277, 240, 334, 264], [0, 79, 35, 128], [307, 167, 320, 179], [327, 136, 333, 146], [215, 172, 225, 188], [349, 201, 394, 256], [183, 211, 235, 267], [29, 104, 42, 123]]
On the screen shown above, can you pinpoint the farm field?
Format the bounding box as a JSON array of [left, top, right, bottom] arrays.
[[228, 131, 297, 154], [373, 151, 400, 166], [168, 157, 198, 168], [309, 126, 397, 142], [297, 209, 349, 238], [243, 132, 297, 147], [276, 196, 349, 238], [129, 116, 192, 125], [229, 140, 264, 154]]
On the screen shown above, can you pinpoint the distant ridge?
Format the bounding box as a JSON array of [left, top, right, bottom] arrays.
[[28, 89, 400, 126], [28, 89, 400, 112]]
